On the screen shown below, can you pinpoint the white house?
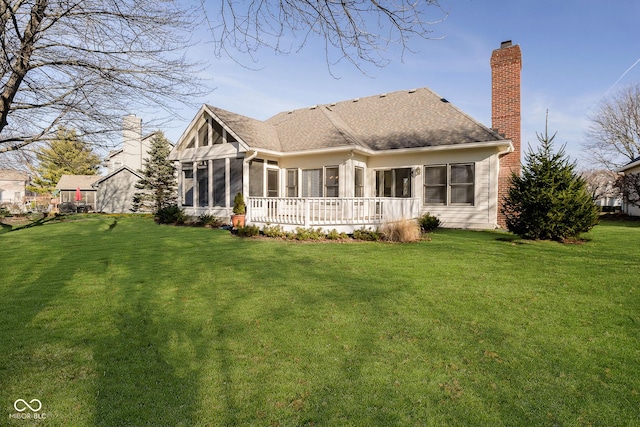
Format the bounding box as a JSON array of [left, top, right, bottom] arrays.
[[0, 169, 29, 210], [169, 41, 523, 232], [617, 157, 640, 217]]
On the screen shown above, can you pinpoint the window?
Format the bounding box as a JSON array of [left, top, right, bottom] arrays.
[[212, 121, 223, 145], [325, 166, 339, 197], [301, 167, 339, 197], [197, 163, 208, 207], [198, 123, 209, 147], [182, 164, 194, 206], [375, 168, 412, 198], [424, 163, 475, 205], [286, 169, 298, 197], [302, 169, 322, 197], [267, 170, 279, 197], [354, 167, 364, 197], [229, 158, 243, 202], [249, 159, 264, 197], [213, 159, 226, 206]]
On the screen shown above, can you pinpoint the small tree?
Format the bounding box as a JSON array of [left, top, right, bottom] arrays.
[[502, 122, 599, 241], [28, 127, 101, 194], [131, 132, 176, 213]]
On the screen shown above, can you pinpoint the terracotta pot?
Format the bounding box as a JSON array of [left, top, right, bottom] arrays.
[[230, 214, 245, 228]]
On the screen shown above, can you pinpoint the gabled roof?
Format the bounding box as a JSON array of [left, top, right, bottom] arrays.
[[92, 166, 142, 187], [56, 175, 102, 190], [175, 86, 508, 157]]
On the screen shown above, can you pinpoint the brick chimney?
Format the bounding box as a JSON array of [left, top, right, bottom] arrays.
[[491, 40, 522, 227]]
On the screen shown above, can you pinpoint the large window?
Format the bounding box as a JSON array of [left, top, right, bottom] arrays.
[[213, 159, 226, 206], [424, 163, 475, 205], [182, 164, 194, 206], [197, 163, 208, 207], [375, 168, 412, 198], [249, 159, 264, 197], [299, 167, 339, 197]]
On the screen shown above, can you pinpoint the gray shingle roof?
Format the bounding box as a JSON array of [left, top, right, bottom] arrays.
[[201, 87, 503, 153], [56, 175, 102, 190]]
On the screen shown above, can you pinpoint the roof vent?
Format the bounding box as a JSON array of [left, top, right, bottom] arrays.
[[380, 93, 387, 98], [408, 89, 417, 93], [330, 102, 337, 106], [309, 105, 317, 110], [440, 98, 449, 103], [352, 98, 359, 102]]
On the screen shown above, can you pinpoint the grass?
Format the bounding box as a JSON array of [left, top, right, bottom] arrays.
[[0, 215, 639, 426]]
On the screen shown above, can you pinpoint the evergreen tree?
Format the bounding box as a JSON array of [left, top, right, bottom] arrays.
[[131, 132, 177, 213], [502, 122, 599, 241], [28, 127, 101, 194]]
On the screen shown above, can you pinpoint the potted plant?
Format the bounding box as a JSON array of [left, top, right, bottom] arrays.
[[231, 192, 246, 228]]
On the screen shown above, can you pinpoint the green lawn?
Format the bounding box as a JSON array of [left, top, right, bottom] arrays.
[[1, 216, 638, 426]]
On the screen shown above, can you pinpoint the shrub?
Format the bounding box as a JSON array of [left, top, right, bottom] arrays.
[[233, 192, 246, 215], [326, 229, 349, 240], [418, 212, 441, 233], [262, 223, 286, 238], [352, 227, 381, 241], [155, 204, 186, 225], [237, 224, 260, 237], [381, 219, 421, 242], [295, 227, 325, 240], [197, 214, 224, 228]]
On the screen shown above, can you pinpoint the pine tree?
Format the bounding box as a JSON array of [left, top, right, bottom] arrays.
[[131, 132, 177, 213], [28, 127, 101, 194], [502, 121, 599, 241]]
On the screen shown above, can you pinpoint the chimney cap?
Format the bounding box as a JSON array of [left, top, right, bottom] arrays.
[[500, 40, 513, 48]]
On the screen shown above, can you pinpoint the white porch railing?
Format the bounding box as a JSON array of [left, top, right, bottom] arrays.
[[247, 197, 420, 229]]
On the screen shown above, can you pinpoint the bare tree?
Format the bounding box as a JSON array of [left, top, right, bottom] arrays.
[[1, 0, 446, 154], [206, 0, 446, 71], [585, 83, 640, 170], [580, 169, 620, 202], [617, 172, 640, 209], [0, 0, 204, 153]]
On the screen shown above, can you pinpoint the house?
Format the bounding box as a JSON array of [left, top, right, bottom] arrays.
[[91, 115, 155, 213], [169, 41, 522, 232], [617, 157, 640, 216], [56, 174, 100, 211], [0, 169, 29, 211]]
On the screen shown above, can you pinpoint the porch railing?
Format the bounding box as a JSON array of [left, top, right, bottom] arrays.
[[247, 197, 420, 228]]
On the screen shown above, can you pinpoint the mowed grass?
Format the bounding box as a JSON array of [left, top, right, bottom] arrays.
[[0, 216, 638, 426]]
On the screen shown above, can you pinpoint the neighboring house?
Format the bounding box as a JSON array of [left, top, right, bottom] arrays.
[[617, 157, 640, 216], [581, 169, 622, 211], [169, 41, 522, 232], [93, 115, 167, 213], [0, 169, 29, 210], [92, 166, 142, 213], [56, 175, 100, 210]]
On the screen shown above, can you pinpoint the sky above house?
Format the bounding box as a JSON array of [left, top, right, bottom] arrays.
[[161, 0, 640, 169]]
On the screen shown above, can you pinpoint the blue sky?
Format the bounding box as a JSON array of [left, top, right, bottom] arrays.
[[162, 0, 640, 168]]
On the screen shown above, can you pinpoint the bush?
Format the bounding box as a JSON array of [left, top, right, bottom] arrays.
[[418, 212, 441, 233], [352, 227, 381, 241], [381, 219, 421, 242], [295, 227, 325, 240], [197, 214, 224, 228], [155, 204, 186, 225], [326, 229, 349, 240], [262, 223, 286, 238], [237, 224, 260, 237]]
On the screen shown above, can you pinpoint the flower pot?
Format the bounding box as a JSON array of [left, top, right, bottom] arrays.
[[230, 214, 245, 228]]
